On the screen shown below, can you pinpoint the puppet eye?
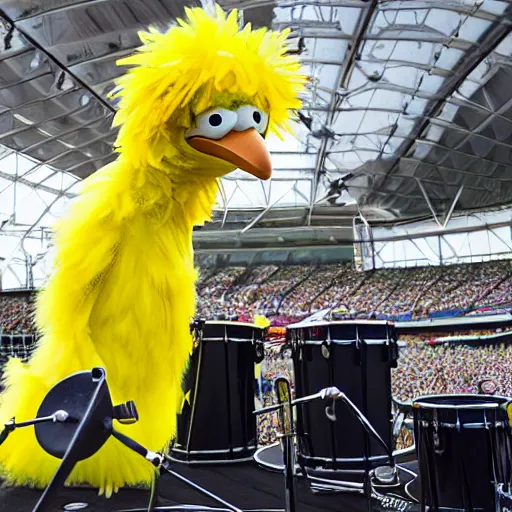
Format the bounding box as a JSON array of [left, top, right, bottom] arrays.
[[187, 108, 238, 140], [234, 105, 269, 134]]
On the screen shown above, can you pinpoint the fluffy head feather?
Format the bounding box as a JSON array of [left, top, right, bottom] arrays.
[[110, 4, 305, 171]]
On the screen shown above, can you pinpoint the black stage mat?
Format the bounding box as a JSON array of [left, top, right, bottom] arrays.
[[0, 461, 419, 512]]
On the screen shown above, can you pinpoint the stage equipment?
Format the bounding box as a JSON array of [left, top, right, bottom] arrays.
[[0, 367, 261, 512], [495, 483, 512, 510], [0, 367, 153, 512], [170, 320, 265, 464], [254, 381, 398, 504], [286, 320, 398, 490], [413, 394, 512, 512]]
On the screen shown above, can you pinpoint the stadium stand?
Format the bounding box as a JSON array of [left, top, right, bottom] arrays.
[[195, 261, 512, 324], [2, 260, 512, 335]]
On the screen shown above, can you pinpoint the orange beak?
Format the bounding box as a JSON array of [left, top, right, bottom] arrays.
[[187, 128, 272, 180]]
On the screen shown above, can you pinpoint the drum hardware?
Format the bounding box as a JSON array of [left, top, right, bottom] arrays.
[[190, 318, 206, 336], [62, 503, 89, 510], [321, 342, 330, 359], [370, 465, 399, 489], [0, 409, 71, 441], [254, 339, 265, 363], [392, 398, 415, 449], [254, 383, 399, 503], [253, 379, 353, 511], [432, 410, 442, 454], [496, 483, 512, 510], [0, 367, 156, 511], [275, 377, 296, 512], [1, 366, 259, 512], [393, 411, 406, 438]]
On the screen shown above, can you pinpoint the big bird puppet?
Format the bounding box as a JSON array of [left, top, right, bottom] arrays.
[[0, 5, 304, 496]]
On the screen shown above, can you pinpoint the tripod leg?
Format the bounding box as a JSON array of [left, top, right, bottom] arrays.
[[32, 448, 78, 511], [161, 459, 243, 512]]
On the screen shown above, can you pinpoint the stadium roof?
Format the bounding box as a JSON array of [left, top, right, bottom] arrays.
[[0, 0, 511, 242]]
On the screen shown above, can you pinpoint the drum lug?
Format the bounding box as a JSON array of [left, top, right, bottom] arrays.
[[321, 342, 330, 359], [254, 340, 264, 363], [455, 411, 461, 434], [298, 336, 304, 361], [433, 410, 441, 453]]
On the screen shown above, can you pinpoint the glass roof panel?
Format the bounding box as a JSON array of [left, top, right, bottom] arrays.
[[0, 0, 510, 250]]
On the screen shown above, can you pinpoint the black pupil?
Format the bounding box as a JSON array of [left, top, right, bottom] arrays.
[[209, 114, 222, 127], [253, 111, 262, 124]]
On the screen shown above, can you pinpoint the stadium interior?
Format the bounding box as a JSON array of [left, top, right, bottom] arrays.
[[1, 0, 512, 511]]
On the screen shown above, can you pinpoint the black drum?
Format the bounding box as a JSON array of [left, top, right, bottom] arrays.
[[413, 394, 512, 511], [288, 320, 398, 488], [170, 321, 265, 464]]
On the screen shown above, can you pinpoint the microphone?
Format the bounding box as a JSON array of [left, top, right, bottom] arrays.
[[320, 386, 343, 422]]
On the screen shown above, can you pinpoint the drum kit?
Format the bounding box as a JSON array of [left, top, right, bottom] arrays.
[[1, 318, 512, 511]]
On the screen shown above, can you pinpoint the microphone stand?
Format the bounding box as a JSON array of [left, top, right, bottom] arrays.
[[255, 386, 395, 469], [0, 410, 71, 447], [254, 383, 398, 509]]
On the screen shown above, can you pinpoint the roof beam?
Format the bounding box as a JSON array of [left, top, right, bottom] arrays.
[[313, 82, 507, 119], [402, 158, 510, 183], [0, 10, 115, 115], [0, 169, 76, 198], [13, 0, 112, 21], [443, 185, 464, 229], [416, 179, 442, 228], [230, 0, 367, 9], [241, 183, 298, 234], [284, 29, 475, 51], [434, 94, 512, 167], [362, 4, 512, 204], [301, 57, 453, 77], [309, 0, 378, 225], [379, 1, 512, 24], [0, 106, 108, 146]]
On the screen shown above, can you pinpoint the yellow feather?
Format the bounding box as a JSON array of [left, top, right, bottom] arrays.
[[0, 3, 304, 494]]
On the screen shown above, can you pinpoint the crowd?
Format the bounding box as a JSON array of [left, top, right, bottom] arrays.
[[392, 342, 512, 401], [0, 295, 36, 334], [2, 260, 512, 334], [256, 343, 294, 445], [196, 260, 512, 323]]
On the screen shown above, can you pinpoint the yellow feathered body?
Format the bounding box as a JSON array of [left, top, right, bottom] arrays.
[[0, 5, 303, 495]]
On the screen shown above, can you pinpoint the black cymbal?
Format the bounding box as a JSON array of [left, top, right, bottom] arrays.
[[35, 368, 113, 461]]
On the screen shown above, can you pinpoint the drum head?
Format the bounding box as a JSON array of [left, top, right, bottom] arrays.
[[414, 394, 509, 406], [35, 368, 113, 461], [413, 394, 510, 423]]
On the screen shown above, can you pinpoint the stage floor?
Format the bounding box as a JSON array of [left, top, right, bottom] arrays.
[[0, 459, 420, 512]]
